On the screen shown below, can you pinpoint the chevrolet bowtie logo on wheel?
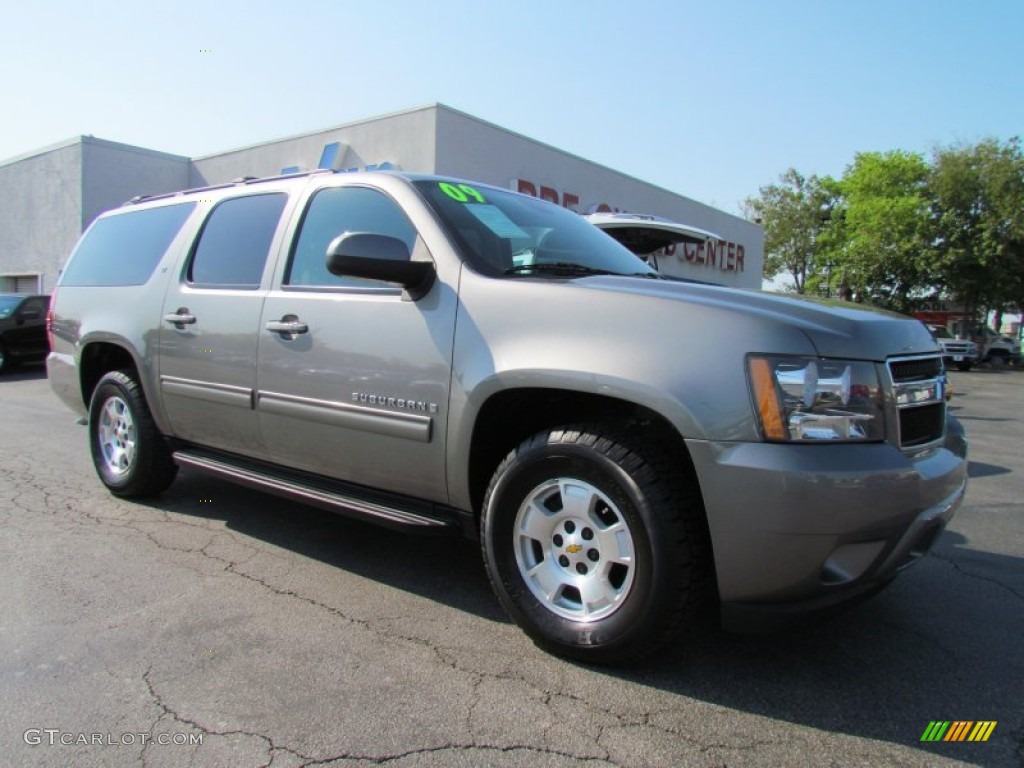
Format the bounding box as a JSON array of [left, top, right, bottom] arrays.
[[920, 721, 997, 742]]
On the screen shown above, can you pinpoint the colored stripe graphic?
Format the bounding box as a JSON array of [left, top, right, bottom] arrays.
[[945, 721, 972, 741], [968, 722, 997, 742], [922, 721, 997, 742]]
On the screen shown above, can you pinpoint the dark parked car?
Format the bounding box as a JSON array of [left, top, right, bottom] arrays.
[[0, 294, 50, 373]]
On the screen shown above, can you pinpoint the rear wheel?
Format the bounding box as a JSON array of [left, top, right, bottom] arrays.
[[89, 370, 178, 497], [481, 424, 711, 663]]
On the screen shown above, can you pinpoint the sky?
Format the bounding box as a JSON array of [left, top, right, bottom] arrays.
[[0, 0, 1021, 216]]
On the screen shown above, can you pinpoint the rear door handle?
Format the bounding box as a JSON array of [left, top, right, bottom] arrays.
[[265, 315, 308, 337]]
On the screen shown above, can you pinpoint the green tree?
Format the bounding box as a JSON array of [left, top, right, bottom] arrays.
[[744, 169, 839, 293], [834, 151, 934, 313], [930, 138, 1024, 326]]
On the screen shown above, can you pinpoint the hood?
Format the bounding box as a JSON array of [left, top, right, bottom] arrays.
[[584, 213, 721, 254], [579, 275, 941, 361]]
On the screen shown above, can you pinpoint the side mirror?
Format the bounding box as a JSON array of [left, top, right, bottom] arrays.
[[326, 233, 436, 301]]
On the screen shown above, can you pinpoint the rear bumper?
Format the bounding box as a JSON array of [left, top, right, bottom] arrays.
[[47, 351, 86, 417], [686, 421, 967, 630]]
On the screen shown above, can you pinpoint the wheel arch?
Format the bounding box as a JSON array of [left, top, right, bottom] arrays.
[[79, 340, 144, 410], [465, 387, 706, 525]]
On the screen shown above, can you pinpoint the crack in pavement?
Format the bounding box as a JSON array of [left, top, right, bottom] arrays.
[[143, 667, 627, 767], [142, 667, 312, 768], [295, 744, 621, 767], [931, 552, 1024, 602]]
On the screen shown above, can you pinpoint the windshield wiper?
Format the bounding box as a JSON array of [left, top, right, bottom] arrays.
[[503, 262, 618, 277]]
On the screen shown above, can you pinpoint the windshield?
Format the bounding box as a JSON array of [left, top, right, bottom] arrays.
[[0, 296, 23, 319], [413, 180, 656, 278]]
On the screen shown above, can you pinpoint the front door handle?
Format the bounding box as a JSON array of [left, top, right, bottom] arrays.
[[163, 308, 196, 326], [265, 315, 309, 337]]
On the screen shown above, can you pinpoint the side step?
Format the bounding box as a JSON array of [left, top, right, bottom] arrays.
[[172, 448, 463, 535]]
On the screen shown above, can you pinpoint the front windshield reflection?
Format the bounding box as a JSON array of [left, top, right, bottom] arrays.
[[413, 180, 656, 279]]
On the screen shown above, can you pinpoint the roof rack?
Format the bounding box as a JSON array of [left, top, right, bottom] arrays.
[[121, 167, 337, 206]]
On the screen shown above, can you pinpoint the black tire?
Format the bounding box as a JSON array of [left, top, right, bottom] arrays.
[[88, 370, 178, 497], [481, 424, 711, 664], [956, 362, 972, 372], [987, 351, 1008, 367]]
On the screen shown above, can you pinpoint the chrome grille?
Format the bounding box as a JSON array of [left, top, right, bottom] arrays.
[[887, 355, 945, 448]]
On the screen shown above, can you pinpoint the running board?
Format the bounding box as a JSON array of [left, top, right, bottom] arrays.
[[172, 449, 462, 535]]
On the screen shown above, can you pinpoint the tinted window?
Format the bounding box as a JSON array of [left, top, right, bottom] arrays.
[[61, 203, 196, 287], [20, 298, 47, 317], [287, 187, 417, 288], [189, 194, 287, 288], [0, 296, 22, 318]]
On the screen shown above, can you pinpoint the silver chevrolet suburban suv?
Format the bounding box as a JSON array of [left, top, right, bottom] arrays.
[[48, 171, 968, 663]]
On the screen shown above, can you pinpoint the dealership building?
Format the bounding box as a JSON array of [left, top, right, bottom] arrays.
[[0, 104, 763, 293]]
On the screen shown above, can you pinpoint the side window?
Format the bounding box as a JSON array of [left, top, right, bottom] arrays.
[[287, 187, 417, 288], [20, 298, 46, 317], [188, 193, 287, 289], [61, 203, 196, 287]]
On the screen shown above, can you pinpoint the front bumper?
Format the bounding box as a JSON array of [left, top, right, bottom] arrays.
[[686, 422, 967, 630]]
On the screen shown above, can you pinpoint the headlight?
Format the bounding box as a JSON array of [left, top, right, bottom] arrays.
[[747, 355, 885, 442]]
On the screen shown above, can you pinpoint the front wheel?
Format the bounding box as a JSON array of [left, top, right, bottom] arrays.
[[89, 370, 178, 497], [481, 424, 711, 663]]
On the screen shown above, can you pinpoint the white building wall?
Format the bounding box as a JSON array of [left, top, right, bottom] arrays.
[[81, 138, 190, 229], [0, 140, 84, 293], [433, 106, 763, 289], [189, 106, 438, 185], [0, 105, 764, 292]]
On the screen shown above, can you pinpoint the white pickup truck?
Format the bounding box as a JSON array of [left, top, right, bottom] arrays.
[[926, 325, 979, 372]]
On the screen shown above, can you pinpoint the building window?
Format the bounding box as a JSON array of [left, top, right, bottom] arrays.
[[1, 274, 42, 293]]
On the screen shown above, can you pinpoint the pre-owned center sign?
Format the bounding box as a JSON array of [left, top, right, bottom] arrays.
[[513, 178, 746, 276]]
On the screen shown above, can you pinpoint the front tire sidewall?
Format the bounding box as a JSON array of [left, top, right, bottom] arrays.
[[484, 442, 669, 659]]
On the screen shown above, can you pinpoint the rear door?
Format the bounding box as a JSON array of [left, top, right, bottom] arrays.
[[158, 191, 292, 458], [256, 181, 456, 502]]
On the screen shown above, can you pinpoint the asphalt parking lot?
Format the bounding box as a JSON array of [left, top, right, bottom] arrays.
[[1, 364, 1021, 768]]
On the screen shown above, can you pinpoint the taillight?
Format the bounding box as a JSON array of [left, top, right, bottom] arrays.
[[46, 288, 57, 350]]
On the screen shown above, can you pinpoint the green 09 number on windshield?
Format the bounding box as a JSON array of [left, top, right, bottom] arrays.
[[439, 182, 486, 204]]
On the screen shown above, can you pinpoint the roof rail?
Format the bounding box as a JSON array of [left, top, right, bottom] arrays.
[[120, 167, 337, 206]]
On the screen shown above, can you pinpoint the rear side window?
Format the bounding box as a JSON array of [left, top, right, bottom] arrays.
[[188, 193, 287, 289], [61, 203, 196, 287]]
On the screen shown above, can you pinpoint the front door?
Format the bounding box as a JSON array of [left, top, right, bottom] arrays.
[[256, 184, 455, 502]]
